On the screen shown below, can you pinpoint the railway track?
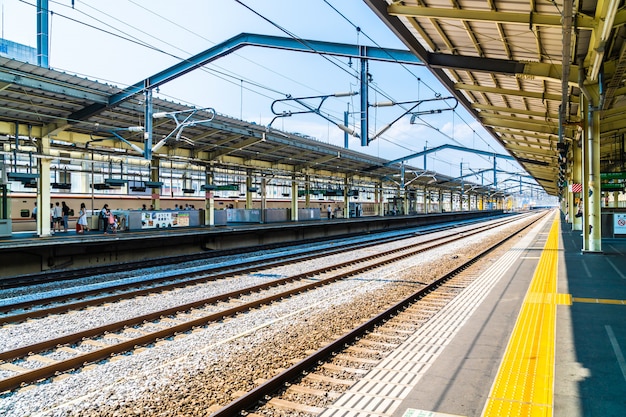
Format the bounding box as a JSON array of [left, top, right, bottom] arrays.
[[210, 211, 546, 416], [0, 216, 486, 289], [258, 276, 476, 416], [0, 214, 533, 393], [0, 215, 524, 323]]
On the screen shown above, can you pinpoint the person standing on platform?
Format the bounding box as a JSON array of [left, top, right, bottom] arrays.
[[100, 204, 109, 232], [31, 202, 37, 220], [77, 203, 88, 234], [50, 203, 55, 234], [327, 204, 332, 219], [105, 208, 117, 235], [52, 202, 62, 233], [61, 201, 70, 233]]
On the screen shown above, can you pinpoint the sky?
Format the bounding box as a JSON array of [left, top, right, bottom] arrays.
[[0, 0, 530, 187]]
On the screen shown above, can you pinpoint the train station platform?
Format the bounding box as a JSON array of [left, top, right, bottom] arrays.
[[0, 210, 504, 277], [319, 211, 626, 417]]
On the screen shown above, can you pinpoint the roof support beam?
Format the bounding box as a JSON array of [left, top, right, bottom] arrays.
[[295, 153, 340, 171], [500, 136, 554, 147], [517, 157, 552, 166], [493, 128, 558, 142], [596, 116, 626, 133], [427, 53, 525, 74], [480, 116, 559, 135], [502, 143, 557, 158], [473, 103, 559, 119], [428, 55, 580, 84], [208, 136, 265, 160], [0, 67, 108, 104], [455, 83, 564, 102], [386, 4, 595, 29]]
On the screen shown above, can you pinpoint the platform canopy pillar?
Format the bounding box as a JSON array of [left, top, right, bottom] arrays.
[[291, 175, 298, 221], [613, 191, 620, 208], [37, 135, 52, 237], [377, 181, 384, 216], [304, 175, 311, 208], [204, 168, 215, 227], [245, 170, 253, 209], [439, 189, 444, 212], [581, 96, 591, 251], [588, 100, 602, 252], [343, 176, 350, 219], [150, 159, 161, 210], [260, 175, 267, 223]]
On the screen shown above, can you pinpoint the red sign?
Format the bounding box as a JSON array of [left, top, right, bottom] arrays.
[[570, 183, 582, 193]]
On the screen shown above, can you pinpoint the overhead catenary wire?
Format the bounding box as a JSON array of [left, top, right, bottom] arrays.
[[15, 0, 513, 178], [20, 0, 309, 121], [319, 0, 514, 168]]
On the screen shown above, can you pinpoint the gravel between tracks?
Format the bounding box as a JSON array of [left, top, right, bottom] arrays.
[[0, 215, 538, 417]]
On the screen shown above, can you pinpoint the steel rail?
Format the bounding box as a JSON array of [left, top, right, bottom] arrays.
[[210, 212, 546, 416], [1, 222, 432, 290], [0, 216, 518, 323], [0, 214, 531, 393]]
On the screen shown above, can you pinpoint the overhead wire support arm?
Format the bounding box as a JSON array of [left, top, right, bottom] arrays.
[[151, 107, 216, 154], [109, 127, 145, 155], [267, 92, 359, 137], [369, 96, 458, 143], [69, 32, 422, 124]]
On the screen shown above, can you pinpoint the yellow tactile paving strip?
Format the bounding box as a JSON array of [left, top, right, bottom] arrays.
[[482, 214, 560, 417], [572, 297, 626, 305]]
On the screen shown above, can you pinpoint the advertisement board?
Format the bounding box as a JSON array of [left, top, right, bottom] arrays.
[[140, 211, 190, 229], [614, 213, 626, 234]]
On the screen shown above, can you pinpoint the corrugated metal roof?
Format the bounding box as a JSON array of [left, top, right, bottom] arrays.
[[0, 57, 486, 193], [366, 0, 623, 196]]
